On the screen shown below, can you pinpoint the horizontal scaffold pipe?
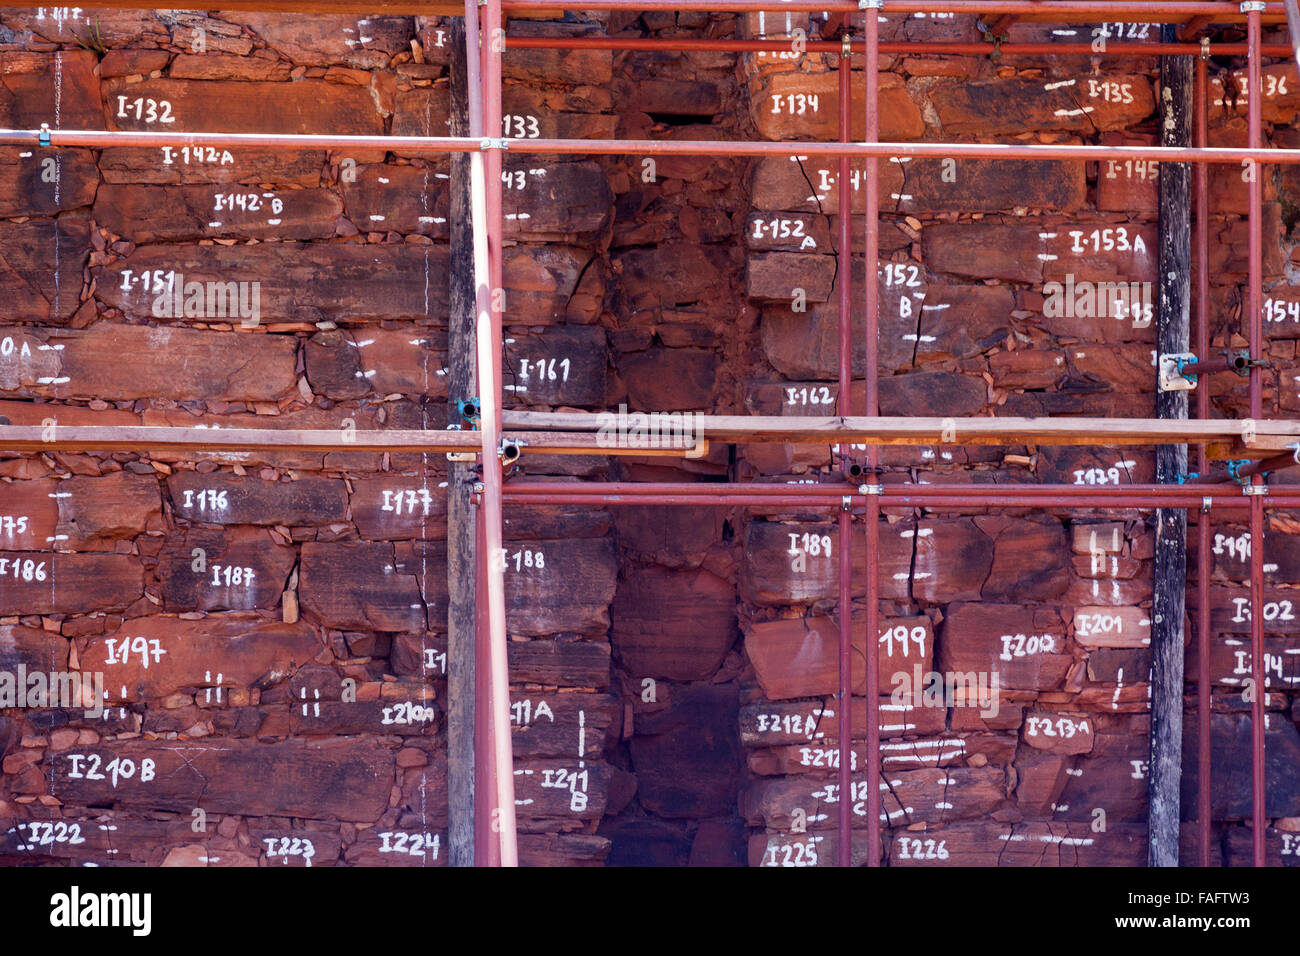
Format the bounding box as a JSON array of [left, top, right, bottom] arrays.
[[7, 129, 1300, 165], [508, 37, 1296, 56], [0, 0, 1285, 18], [501, 494, 1265, 509], [501, 410, 1300, 447]]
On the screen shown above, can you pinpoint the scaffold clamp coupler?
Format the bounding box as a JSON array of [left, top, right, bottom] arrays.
[[445, 423, 478, 463], [858, 483, 883, 496], [1159, 352, 1198, 392], [1201, 37, 1211, 60], [38, 123, 50, 147], [499, 437, 524, 465], [1241, 1, 1266, 12], [1202, 496, 1214, 513], [457, 396, 481, 427], [1243, 483, 1267, 496], [842, 34, 852, 56], [481, 137, 509, 151], [859, 0, 883, 8], [841, 495, 853, 511]]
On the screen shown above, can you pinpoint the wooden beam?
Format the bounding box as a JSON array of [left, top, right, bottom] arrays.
[[0, 425, 679, 455], [1149, 23, 1193, 868], [446, 16, 476, 870], [502, 411, 1300, 447], [2, 415, 1298, 455]]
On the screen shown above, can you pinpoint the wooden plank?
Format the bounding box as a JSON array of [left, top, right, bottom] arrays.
[[1149, 27, 1192, 869], [446, 15, 476, 870], [2, 415, 1300, 455], [502, 411, 1300, 447]]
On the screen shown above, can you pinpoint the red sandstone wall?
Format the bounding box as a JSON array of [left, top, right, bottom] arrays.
[[0, 6, 1297, 867]]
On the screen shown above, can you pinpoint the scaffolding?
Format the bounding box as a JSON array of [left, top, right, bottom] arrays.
[[2, 0, 1299, 867]]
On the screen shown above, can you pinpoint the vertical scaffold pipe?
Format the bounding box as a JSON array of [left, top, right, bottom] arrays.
[[1246, 0, 1267, 869], [1195, 48, 1214, 869], [836, 22, 856, 869], [475, 0, 519, 867], [863, 0, 883, 868]]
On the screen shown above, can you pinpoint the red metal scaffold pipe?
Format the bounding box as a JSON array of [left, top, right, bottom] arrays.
[[863, 1, 884, 870], [507, 36, 1295, 57], [498, 0, 1288, 14], [468, 0, 519, 868], [10, 128, 1300, 165], [836, 23, 856, 869], [1246, 1, 1268, 870]]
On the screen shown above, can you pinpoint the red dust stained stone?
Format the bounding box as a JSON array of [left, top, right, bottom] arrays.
[[56, 472, 163, 550], [894, 158, 1087, 214], [300, 541, 425, 633], [745, 614, 934, 699], [49, 739, 394, 821], [0, 623, 69, 671], [877, 370, 987, 418], [979, 516, 1071, 602], [168, 473, 349, 527], [0, 50, 102, 129], [909, 518, 994, 603], [510, 692, 616, 759], [508, 639, 611, 690], [1180, 713, 1300, 819], [305, 328, 448, 401], [399, 537, 618, 637], [0, 478, 59, 551], [749, 155, 905, 215], [618, 348, 717, 411], [155, 527, 295, 612], [630, 683, 742, 819], [97, 244, 451, 324], [1047, 729, 1150, 821], [105, 79, 383, 135], [938, 603, 1071, 691], [504, 325, 609, 408], [0, 148, 99, 218], [0, 552, 141, 615], [349, 475, 449, 542], [931, 74, 1154, 135], [0, 218, 91, 323], [1021, 710, 1095, 755], [514, 758, 610, 821], [611, 566, 736, 680], [742, 765, 1005, 830], [53, 324, 298, 403], [81, 614, 319, 702], [742, 519, 871, 605], [887, 822, 1145, 866], [612, 505, 723, 566], [615, 243, 730, 310], [98, 146, 325, 187], [1210, 529, 1300, 585], [94, 184, 343, 243], [756, 259, 1011, 374], [229, 13, 414, 67], [746, 252, 835, 304], [753, 71, 923, 141]]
